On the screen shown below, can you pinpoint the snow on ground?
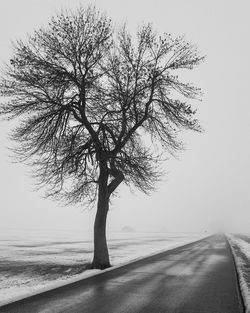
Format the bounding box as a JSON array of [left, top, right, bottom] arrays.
[[0, 229, 205, 306], [227, 234, 250, 313]]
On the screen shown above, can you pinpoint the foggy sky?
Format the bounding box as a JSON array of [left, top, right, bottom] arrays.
[[0, 0, 250, 234]]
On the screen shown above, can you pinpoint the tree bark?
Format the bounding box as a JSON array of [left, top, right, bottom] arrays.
[[91, 160, 111, 269]]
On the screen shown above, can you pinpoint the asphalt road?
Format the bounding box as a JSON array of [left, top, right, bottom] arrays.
[[0, 234, 244, 313]]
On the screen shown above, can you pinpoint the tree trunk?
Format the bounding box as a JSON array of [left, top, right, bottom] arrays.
[[91, 161, 111, 269]]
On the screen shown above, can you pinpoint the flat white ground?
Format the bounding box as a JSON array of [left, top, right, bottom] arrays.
[[0, 229, 204, 305]]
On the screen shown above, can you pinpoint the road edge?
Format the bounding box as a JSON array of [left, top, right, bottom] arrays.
[[225, 235, 245, 313]]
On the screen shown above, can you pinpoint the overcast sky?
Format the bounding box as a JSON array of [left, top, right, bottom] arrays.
[[0, 0, 250, 234]]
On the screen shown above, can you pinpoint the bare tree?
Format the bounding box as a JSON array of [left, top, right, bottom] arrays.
[[0, 6, 204, 269]]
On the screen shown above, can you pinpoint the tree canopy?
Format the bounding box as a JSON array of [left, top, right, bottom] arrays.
[[0, 6, 203, 205]]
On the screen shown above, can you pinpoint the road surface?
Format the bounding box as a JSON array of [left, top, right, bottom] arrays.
[[0, 234, 244, 313]]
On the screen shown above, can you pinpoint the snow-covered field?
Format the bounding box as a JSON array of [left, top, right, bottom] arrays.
[[0, 229, 204, 306], [227, 234, 250, 313]]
